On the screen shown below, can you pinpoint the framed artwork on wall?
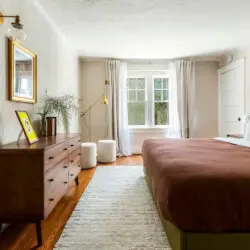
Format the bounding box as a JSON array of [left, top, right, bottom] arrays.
[[15, 111, 39, 144], [8, 39, 37, 103]]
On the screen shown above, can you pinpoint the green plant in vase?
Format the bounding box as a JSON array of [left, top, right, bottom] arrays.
[[37, 93, 80, 136]]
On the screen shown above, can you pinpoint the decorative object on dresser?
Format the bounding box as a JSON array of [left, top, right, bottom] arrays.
[[8, 38, 37, 103], [15, 110, 39, 144], [0, 134, 81, 247], [37, 93, 80, 136], [47, 117, 57, 136]]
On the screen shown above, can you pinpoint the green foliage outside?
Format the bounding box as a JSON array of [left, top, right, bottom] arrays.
[[154, 102, 169, 125], [128, 102, 169, 126]]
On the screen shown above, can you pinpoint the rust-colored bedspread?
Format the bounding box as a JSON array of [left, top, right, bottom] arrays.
[[142, 138, 250, 232]]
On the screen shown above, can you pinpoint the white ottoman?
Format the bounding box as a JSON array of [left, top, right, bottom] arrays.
[[97, 140, 116, 163], [81, 142, 97, 169]]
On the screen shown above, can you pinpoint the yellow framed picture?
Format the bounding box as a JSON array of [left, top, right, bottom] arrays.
[[15, 111, 39, 144]]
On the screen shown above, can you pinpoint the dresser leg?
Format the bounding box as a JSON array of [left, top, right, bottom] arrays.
[[75, 176, 79, 186], [36, 221, 42, 246]]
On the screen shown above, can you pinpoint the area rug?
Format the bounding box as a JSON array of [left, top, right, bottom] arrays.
[[54, 166, 171, 250]]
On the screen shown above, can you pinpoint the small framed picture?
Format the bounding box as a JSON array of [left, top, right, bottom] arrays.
[[15, 111, 39, 144]]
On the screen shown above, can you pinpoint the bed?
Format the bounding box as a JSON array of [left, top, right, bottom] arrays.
[[142, 138, 250, 250]]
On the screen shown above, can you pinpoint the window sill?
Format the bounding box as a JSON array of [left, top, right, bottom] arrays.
[[128, 126, 169, 134]]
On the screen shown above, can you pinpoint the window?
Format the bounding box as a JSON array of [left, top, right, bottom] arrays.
[[127, 71, 169, 128], [127, 77, 146, 126], [154, 77, 169, 126]]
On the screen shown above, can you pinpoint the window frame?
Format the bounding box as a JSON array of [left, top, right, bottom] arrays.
[[127, 70, 169, 129]]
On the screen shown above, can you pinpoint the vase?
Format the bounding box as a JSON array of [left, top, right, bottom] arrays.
[[46, 117, 57, 136], [40, 115, 47, 137]]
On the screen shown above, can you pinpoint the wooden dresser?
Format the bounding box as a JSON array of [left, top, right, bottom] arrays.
[[0, 134, 81, 246]]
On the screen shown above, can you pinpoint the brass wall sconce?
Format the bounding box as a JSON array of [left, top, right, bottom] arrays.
[[0, 11, 27, 42]]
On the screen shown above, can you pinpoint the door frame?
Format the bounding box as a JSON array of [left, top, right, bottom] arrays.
[[218, 59, 245, 137]]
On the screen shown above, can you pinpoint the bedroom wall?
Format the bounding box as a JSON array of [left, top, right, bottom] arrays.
[[0, 0, 80, 145], [193, 61, 219, 138], [80, 59, 219, 152], [80, 60, 108, 142]]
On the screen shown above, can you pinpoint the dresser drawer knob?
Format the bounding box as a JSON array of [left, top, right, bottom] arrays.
[[70, 160, 74, 163], [49, 156, 54, 160], [70, 174, 74, 177], [70, 144, 74, 147], [64, 148, 68, 151], [64, 181, 68, 184], [78, 153, 81, 156], [49, 198, 54, 202], [48, 178, 54, 182], [63, 165, 68, 169]]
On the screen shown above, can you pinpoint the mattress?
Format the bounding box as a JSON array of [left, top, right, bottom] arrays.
[[142, 138, 250, 233]]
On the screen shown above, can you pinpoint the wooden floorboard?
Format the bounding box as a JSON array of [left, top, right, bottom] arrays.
[[0, 155, 143, 250]]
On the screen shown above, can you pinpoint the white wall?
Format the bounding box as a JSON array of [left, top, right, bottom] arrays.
[[80, 60, 219, 153], [0, 0, 80, 145]]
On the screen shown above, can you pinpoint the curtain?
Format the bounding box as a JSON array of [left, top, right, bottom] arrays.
[[169, 60, 195, 138], [106, 60, 132, 156]]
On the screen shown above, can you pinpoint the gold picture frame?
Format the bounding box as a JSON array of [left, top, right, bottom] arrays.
[[15, 111, 39, 144], [8, 38, 37, 103]]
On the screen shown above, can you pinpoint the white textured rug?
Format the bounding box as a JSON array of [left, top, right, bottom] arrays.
[[54, 166, 171, 250]]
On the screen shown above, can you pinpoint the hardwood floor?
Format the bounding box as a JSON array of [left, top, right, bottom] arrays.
[[0, 155, 143, 250]]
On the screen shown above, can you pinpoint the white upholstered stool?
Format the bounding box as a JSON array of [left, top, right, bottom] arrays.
[[97, 140, 116, 163], [81, 142, 97, 169]]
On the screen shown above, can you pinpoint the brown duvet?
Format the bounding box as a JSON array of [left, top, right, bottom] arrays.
[[142, 138, 250, 233]]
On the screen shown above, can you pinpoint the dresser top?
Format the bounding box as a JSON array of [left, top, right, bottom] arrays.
[[0, 134, 80, 151]]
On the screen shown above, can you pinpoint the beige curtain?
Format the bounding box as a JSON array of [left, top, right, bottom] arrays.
[[169, 60, 195, 138], [106, 60, 131, 156]]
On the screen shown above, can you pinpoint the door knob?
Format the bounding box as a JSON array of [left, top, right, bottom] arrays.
[[238, 117, 241, 122]]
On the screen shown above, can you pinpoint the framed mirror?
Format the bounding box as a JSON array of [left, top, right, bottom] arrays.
[[8, 39, 37, 103]]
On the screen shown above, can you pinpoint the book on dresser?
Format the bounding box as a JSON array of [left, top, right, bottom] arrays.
[[0, 134, 81, 246]]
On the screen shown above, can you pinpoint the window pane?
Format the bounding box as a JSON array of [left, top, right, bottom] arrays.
[[163, 90, 169, 101], [128, 90, 136, 101], [137, 78, 145, 89], [128, 103, 145, 125], [137, 90, 145, 102], [154, 78, 161, 89], [163, 78, 169, 89], [154, 102, 169, 125], [128, 78, 137, 89], [154, 90, 162, 101]]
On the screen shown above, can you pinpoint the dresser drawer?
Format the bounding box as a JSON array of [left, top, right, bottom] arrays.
[[44, 141, 69, 171], [45, 158, 69, 193], [44, 183, 67, 218], [69, 166, 81, 186], [44, 159, 69, 217], [69, 148, 81, 167], [69, 136, 81, 154]]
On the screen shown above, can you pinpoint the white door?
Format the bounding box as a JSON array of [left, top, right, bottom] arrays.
[[219, 59, 245, 137]]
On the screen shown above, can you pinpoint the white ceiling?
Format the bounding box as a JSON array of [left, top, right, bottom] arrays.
[[37, 0, 250, 59]]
